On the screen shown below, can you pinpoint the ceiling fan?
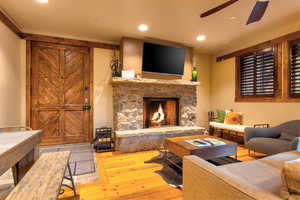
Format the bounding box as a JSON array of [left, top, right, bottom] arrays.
[[200, 0, 270, 25]]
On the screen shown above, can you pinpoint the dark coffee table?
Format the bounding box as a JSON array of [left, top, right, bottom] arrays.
[[164, 134, 237, 169]]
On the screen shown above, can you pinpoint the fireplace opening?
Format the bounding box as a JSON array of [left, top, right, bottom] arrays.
[[143, 98, 179, 128]]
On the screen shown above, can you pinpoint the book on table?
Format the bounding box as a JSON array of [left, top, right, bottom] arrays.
[[185, 138, 226, 147]]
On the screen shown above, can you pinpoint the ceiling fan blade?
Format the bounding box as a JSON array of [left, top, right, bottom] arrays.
[[200, 0, 239, 18], [247, 0, 269, 25]]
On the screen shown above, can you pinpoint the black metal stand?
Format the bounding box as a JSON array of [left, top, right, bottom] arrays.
[[94, 127, 115, 152], [60, 163, 77, 197]]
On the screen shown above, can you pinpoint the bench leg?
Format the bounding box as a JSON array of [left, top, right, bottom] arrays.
[[209, 126, 214, 136], [61, 163, 77, 197], [12, 148, 38, 185]]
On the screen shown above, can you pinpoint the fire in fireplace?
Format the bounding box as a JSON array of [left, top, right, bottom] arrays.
[[143, 98, 179, 128]]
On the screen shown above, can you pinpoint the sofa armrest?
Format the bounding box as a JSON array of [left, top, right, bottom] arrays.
[[244, 128, 280, 144], [289, 137, 300, 151], [183, 156, 282, 200]]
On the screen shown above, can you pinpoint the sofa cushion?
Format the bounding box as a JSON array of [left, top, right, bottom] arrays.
[[281, 158, 300, 199], [280, 132, 296, 141], [218, 160, 282, 196], [246, 138, 290, 155], [259, 151, 300, 169]]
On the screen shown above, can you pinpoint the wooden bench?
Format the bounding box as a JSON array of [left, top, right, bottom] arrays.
[[208, 111, 269, 144], [6, 151, 76, 200]]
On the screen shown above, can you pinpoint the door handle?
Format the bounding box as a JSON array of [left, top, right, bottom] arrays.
[[83, 105, 91, 110]]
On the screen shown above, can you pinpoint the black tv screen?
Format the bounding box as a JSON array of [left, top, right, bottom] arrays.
[[142, 42, 185, 75]]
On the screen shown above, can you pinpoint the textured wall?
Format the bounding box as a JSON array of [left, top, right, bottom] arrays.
[[0, 21, 22, 126], [93, 48, 116, 130]]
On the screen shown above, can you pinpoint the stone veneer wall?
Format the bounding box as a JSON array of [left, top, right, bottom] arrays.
[[112, 82, 197, 131]]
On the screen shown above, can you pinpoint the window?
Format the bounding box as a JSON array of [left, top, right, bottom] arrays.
[[289, 40, 300, 98], [236, 47, 277, 100]]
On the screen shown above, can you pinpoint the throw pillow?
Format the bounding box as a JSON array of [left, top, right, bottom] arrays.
[[281, 159, 300, 199], [280, 132, 296, 141], [215, 109, 226, 123], [224, 112, 242, 125]]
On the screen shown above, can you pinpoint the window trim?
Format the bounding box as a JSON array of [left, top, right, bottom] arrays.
[[235, 45, 279, 102], [288, 39, 300, 98]]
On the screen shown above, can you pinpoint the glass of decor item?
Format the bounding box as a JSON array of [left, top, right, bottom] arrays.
[[192, 67, 198, 82]]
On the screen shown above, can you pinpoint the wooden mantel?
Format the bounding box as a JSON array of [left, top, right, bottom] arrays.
[[111, 77, 200, 86]]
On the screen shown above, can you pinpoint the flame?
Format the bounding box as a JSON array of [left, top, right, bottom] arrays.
[[151, 104, 165, 123]]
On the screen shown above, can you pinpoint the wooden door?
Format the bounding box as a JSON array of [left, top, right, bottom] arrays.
[[30, 42, 92, 145]]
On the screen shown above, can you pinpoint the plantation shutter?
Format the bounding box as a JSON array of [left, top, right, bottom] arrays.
[[290, 41, 300, 97], [239, 47, 276, 97], [240, 54, 255, 96]]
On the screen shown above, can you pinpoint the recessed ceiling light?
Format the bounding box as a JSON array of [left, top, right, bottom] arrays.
[[138, 24, 149, 32], [36, 0, 48, 3], [230, 16, 237, 20], [196, 35, 206, 41]]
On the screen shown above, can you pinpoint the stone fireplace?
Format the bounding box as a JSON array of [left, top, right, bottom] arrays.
[[143, 97, 179, 128], [112, 78, 199, 131]]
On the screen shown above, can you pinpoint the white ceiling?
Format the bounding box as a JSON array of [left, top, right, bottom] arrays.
[[1, 0, 300, 53]]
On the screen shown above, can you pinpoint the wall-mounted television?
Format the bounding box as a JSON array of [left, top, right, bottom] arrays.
[[142, 42, 185, 75]]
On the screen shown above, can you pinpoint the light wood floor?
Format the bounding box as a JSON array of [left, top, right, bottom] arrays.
[[60, 146, 264, 200]]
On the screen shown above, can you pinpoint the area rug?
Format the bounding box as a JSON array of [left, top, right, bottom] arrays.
[[40, 144, 100, 185], [144, 152, 183, 189], [145, 152, 241, 189]]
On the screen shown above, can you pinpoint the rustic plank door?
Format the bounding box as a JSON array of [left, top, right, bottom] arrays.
[[30, 42, 92, 145]]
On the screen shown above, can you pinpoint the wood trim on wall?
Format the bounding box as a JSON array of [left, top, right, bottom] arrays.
[[89, 48, 94, 142], [26, 41, 32, 127], [0, 9, 23, 38], [217, 30, 300, 62], [21, 33, 120, 50]]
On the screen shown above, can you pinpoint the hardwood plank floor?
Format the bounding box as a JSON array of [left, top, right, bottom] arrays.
[[60, 146, 264, 200]]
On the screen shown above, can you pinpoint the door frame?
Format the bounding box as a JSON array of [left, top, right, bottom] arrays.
[[26, 40, 94, 144]]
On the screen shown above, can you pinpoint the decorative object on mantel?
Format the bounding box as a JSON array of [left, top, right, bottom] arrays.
[[191, 67, 198, 82], [136, 73, 142, 78], [121, 69, 135, 78], [110, 50, 121, 77]]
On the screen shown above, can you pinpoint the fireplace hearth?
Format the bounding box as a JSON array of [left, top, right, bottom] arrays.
[[143, 98, 179, 128]]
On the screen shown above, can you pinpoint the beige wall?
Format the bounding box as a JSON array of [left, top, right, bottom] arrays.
[[210, 58, 300, 127], [0, 21, 22, 127], [194, 50, 211, 128], [93, 48, 116, 130]]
